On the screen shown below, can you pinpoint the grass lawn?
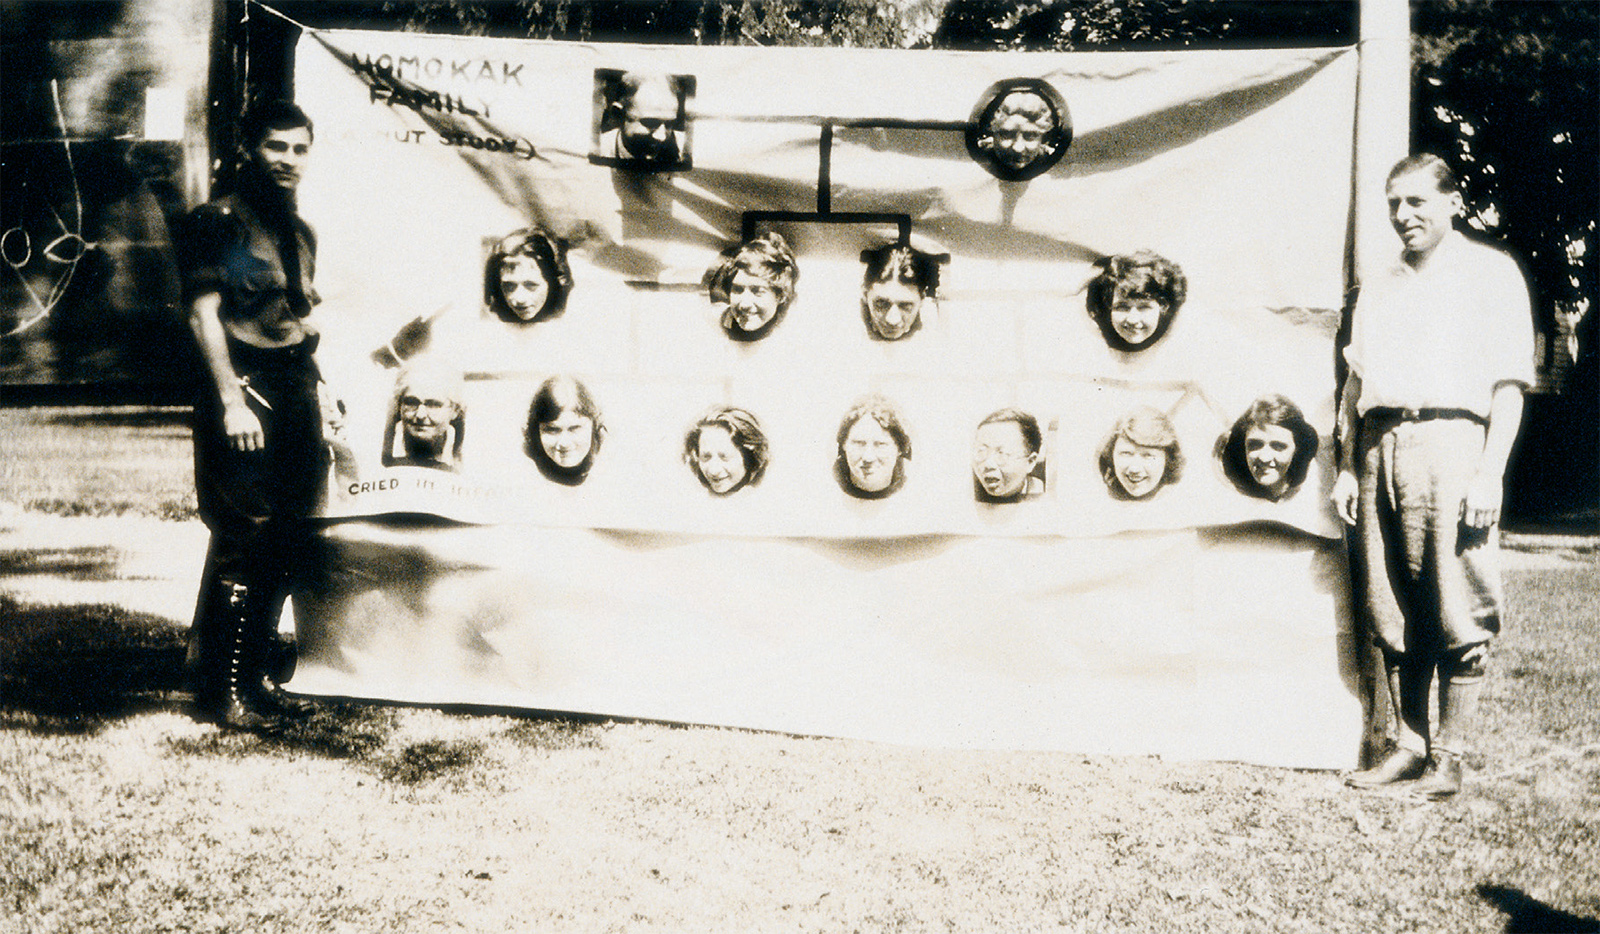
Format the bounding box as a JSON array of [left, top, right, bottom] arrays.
[[2, 409, 1597, 933], [0, 407, 196, 519]]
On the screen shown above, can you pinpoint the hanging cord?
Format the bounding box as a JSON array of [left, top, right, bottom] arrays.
[[246, 0, 313, 33]]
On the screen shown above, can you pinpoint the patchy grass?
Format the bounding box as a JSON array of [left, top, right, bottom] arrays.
[[0, 407, 196, 519], [1, 556, 1598, 933], [375, 738, 489, 784]]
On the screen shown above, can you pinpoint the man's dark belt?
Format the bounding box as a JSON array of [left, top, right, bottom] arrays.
[[1365, 406, 1487, 426]]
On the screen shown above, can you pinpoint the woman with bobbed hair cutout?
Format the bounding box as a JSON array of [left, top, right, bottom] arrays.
[[1085, 251, 1187, 352], [704, 232, 798, 342], [1219, 394, 1319, 501], [1099, 406, 1183, 500], [484, 227, 573, 324], [684, 406, 770, 495], [523, 375, 603, 486]]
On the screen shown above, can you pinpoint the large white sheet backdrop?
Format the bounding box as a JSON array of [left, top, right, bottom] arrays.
[[287, 31, 1363, 765]]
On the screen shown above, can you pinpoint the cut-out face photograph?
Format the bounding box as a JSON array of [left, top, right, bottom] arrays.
[[1085, 251, 1188, 352], [860, 243, 944, 342], [704, 232, 798, 342], [684, 406, 769, 496], [1220, 394, 1320, 502], [967, 79, 1071, 181], [973, 408, 1044, 503], [524, 375, 604, 486], [383, 365, 465, 471], [484, 227, 572, 324], [835, 396, 911, 499], [1099, 407, 1183, 501], [592, 70, 693, 171]]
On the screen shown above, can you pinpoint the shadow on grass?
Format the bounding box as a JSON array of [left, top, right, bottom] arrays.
[[0, 595, 186, 730], [165, 702, 401, 762], [0, 546, 124, 581], [2, 596, 605, 776], [40, 408, 192, 429], [1478, 884, 1600, 933]]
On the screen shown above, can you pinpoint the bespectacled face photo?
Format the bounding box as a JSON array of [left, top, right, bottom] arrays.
[[972, 420, 1038, 500], [400, 393, 455, 447]]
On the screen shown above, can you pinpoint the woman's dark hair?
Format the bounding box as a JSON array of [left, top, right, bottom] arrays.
[[683, 406, 770, 494], [834, 395, 912, 500], [860, 243, 941, 298], [1085, 251, 1188, 352], [704, 231, 799, 341], [484, 227, 573, 323], [523, 375, 603, 485], [1219, 394, 1319, 500], [1098, 406, 1183, 500]]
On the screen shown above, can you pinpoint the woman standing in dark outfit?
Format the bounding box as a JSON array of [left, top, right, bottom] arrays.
[[177, 100, 328, 730]]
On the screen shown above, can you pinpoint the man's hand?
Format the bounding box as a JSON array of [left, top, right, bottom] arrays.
[[1462, 469, 1504, 529], [223, 400, 265, 451], [1331, 470, 1360, 526]]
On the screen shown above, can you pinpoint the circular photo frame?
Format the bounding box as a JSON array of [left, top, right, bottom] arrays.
[[966, 78, 1072, 182]]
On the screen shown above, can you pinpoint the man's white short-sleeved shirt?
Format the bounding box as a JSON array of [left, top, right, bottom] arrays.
[[1345, 230, 1536, 417]]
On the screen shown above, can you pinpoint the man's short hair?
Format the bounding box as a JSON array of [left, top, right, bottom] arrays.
[[1387, 153, 1460, 194], [240, 99, 314, 149], [978, 408, 1043, 456]]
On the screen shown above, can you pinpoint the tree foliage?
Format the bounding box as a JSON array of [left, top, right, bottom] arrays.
[[931, 0, 1353, 51], [1414, 0, 1596, 357], [364, 0, 944, 47]]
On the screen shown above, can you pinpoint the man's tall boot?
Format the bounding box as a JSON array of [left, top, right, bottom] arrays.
[[247, 584, 315, 721], [193, 582, 279, 731]]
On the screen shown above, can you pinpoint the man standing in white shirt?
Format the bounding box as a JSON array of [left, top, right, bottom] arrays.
[[1334, 153, 1535, 799]]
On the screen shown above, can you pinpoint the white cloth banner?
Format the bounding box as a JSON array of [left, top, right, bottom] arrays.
[[288, 31, 1364, 765]]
